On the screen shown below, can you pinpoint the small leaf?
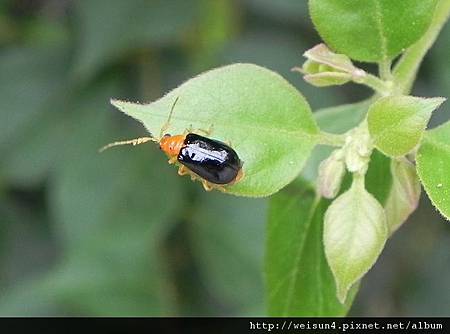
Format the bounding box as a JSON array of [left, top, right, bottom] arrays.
[[385, 158, 421, 234], [309, 0, 438, 62], [111, 63, 319, 197], [266, 181, 357, 316], [368, 96, 446, 157], [417, 121, 450, 220], [324, 176, 387, 303]]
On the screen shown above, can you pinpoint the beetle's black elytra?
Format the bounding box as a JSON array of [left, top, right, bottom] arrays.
[[177, 133, 242, 184]]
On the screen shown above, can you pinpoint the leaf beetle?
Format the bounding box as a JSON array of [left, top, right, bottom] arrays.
[[100, 97, 244, 191]]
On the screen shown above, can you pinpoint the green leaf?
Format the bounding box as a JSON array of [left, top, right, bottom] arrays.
[[385, 158, 421, 234], [315, 100, 372, 134], [272, 102, 392, 316], [111, 64, 319, 197], [266, 182, 357, 316], [324, 176, 387, 303], [191, 192, 266, 315], [417, 121, 450, 220], [365, 149, 392, 205], [368, 96, 445, 157], [309, 0, 438, 62]]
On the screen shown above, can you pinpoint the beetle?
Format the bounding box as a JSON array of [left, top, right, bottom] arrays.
[[100, 97, 244, 191]]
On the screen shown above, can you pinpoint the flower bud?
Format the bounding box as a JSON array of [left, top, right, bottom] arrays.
[[293, 43, 367, 87], [318, 149, 346, 199], [304, 72, 352, 87], [343, 126, 372, 174]]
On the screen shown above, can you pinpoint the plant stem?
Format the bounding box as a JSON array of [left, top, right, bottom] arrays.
[[357, 73, 392, 96], [318, 131, 346, 147], [378, 59, 392, 81], [393, 0, 450, 95], [352, 172, 366, 190]]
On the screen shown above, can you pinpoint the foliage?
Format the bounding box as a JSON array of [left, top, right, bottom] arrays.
[[368, 96, 445, 157], [417, 121, 450, 220], [112, 64, 318, 197], [1, 0, 450, 317], [309, 0, 438, 62]]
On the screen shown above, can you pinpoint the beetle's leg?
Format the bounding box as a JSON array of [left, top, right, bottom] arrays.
[[186, 171, 198, 181], [216, 185, 227, 193], [195, 124, 214, 136], [178, 165, 188, 176], [182, 126, 191, 136], [233, 169, 244, 183], [168, 156, 177, 164], [201, 180, 214, 191], [187, 124, 214, 136]]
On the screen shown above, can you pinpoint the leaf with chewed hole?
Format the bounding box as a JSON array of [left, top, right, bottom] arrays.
[[111, 63, 319, 197], [417, 121, 450, 220]]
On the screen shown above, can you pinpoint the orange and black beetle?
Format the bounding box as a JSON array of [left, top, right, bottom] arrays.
[[100, 98, 244, 191]]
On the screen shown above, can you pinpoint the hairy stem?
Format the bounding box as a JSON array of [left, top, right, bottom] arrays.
[[378, 59, 392, 81], [318, 132, 346, 147], [393, 0, 450, 94], [357, 73, 392, 96]]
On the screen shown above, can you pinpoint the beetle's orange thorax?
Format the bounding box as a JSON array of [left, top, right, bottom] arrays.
[[159, 134, 186, 158]]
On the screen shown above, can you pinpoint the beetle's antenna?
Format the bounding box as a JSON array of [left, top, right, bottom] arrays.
[[98, 136, 159, 153], [159, 96, 180, 138]]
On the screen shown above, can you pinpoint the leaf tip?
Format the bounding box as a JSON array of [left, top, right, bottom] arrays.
[[418, 96, 447, 114], [429, 96, 447, 108], [336, 283, 349, 304], [110, 98, 125, 110]]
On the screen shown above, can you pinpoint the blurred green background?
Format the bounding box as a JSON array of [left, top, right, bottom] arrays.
[[0, 0, 449, 316]]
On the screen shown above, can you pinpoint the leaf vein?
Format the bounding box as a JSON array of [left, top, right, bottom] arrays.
[[282, 196, 321, 315]]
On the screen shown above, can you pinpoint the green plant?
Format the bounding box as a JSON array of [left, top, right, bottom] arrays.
[[110, 0, 450, 316]]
